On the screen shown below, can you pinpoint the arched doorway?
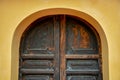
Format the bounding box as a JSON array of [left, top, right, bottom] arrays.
[[19, 15, 102, 80]]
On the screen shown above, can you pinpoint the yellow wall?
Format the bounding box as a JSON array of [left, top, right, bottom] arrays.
[[0, 0, 120, 80]]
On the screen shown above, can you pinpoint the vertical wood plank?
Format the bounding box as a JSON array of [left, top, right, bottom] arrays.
[[60, 15, 66, 80], [54, 16, 60, 80]]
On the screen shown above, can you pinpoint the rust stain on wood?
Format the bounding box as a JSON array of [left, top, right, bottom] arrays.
[[19, 15, 102, 80]]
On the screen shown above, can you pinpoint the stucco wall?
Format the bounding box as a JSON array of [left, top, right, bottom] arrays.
[[0, 0, 120, 80]]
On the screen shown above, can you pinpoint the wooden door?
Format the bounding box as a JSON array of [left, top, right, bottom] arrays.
[[19, 15, 102, 80]]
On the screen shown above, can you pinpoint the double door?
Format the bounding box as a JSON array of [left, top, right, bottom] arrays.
[[19, 15, 102, 80]]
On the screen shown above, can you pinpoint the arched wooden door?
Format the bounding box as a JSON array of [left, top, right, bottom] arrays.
[[19, 15, 102, 80]]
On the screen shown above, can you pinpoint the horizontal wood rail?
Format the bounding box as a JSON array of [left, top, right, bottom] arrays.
[[66, 54, 99, 59], [66, 69, 99, 74], [21, 54, 54, 59], [20, 69, 54, 74]]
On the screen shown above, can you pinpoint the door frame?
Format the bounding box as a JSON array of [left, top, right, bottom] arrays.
[[11, 8, 109, 80]]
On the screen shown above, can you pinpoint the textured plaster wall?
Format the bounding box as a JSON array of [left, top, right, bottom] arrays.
[[0, 0, 120, 80]]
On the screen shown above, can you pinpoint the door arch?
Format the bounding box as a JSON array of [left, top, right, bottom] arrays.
[[11, 8, 109, 80], [19, 15, 102, 80]]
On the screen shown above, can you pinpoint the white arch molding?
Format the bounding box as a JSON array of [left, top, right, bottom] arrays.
[[11, 8, 109, 80]]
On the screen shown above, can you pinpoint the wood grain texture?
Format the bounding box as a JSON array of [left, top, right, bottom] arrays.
[[21, 54, 54, 59], [67, 75, 98, 80], [19, 15, 102, 80], [60, 15, 66, 80], [66, 16, 98, 54], [54, 16, 60, 80], [20, 68, 54, 74], [66, 54, 99, 59], [67, 60, 99, 70], [23, 75, 53, 80], [22, 60, 53, 69]]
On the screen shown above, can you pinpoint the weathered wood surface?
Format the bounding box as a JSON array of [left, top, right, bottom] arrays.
[[19, 15, 102, 80]]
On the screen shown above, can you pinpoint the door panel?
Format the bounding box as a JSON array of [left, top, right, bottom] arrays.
[[22, 60, 53, 69], [66, 17, 98, 54], [65, 16, 101, 80], [66, 60, 99, 70], [67, 75, 97, 80], [22, 17, 55, 55], [23, 75, 53, 80], [66, 20, 90, 49], [19, 15, 102, 80], [20, 16, 59, 80]]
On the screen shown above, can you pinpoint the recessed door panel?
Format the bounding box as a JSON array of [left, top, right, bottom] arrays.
[[66, 17, 98, 54], [22, 60, 53, 69], [67, 60, 99, 70], [23, 75, 53, 80], [21, 17, 55, 55], [67, 75, 97, 80]]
